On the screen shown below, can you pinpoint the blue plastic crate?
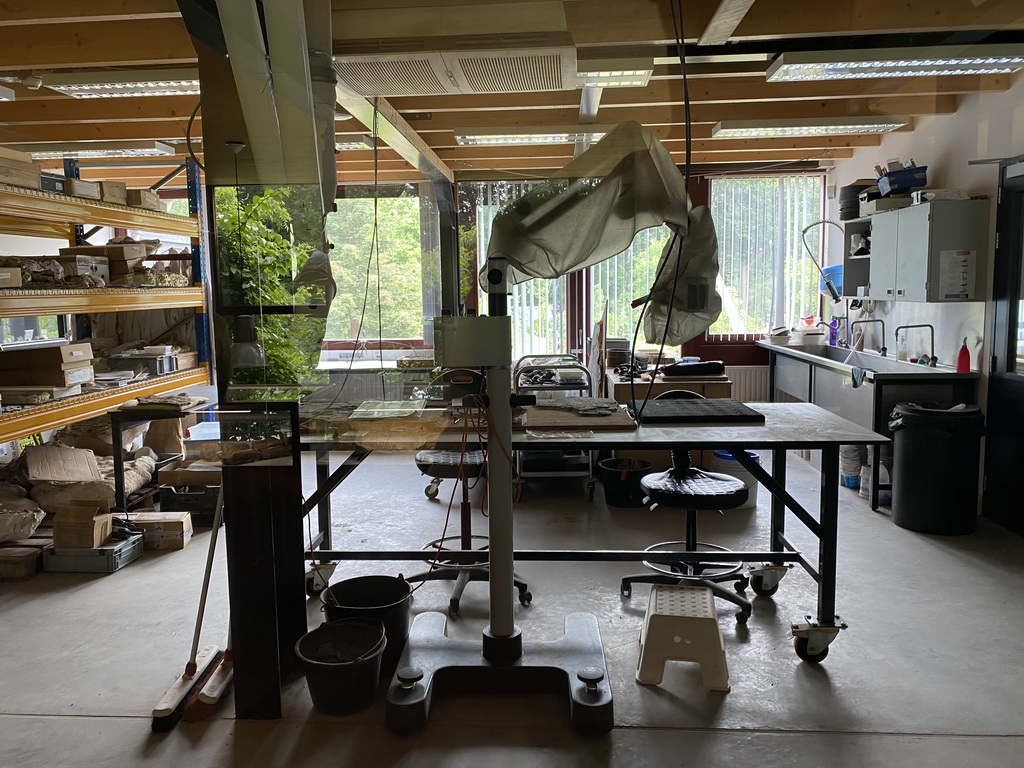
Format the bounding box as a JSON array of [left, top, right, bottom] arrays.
[[877, 166, 927, 196]]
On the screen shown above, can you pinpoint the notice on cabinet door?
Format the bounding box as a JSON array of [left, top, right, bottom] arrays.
[[939, 250, 976, 299]]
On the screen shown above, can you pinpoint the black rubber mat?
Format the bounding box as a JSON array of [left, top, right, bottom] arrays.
[[628, 398, 766, 425]]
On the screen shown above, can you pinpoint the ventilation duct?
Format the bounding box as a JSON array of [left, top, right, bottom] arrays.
[[334, 32, 577, 97]]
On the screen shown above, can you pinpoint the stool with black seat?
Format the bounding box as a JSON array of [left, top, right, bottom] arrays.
[[406, 446, 531, 618], [620, 390, 753, 622]]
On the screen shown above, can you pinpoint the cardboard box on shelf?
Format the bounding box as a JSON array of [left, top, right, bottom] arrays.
[[54, 254, 110, 284], [158, 459, 222, 487], [174, 351, 198, 371], [130, 510, 193, 550], [0, 342, 93, 370], [65, 178, 101, 200], [0, 266, 23, 288], [99, 180, 128, 205], [126, 188, 162, 211], [52, 504, 112, 549], [39, 172, 65, 194], [59, 243, 147, 264], [3, 364, 94, 387], [859, 197, 912, 217], [0, 149, 42, 190]]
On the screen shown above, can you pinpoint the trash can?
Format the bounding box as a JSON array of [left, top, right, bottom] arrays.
[[888, 402, 985, 535], [320, 574, 411, 675], [598, 458, 653, 507], [295, 618, 386, 715]]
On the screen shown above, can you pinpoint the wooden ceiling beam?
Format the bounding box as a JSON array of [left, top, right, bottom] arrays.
[[0, 96, 201, 126], [0, 19, 196, 71], [564, 0, 1024, 46], [0, 1, 181, 26], [403, 97, 952, 131], [698, 0, 757, 46], [0, 120, 192, 143], [388, 75, 1002, 114]]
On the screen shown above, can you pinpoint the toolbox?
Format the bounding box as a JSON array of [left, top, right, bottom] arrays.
[[42, 533, 143, 573]]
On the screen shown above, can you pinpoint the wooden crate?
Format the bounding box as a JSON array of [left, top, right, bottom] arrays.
[[0, 547, 42, 580]]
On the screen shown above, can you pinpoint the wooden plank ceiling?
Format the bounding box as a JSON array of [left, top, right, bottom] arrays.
[[0, 0, 1021, 189]]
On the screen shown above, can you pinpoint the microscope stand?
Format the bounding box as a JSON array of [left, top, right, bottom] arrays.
[[385, 611, 613, 734]]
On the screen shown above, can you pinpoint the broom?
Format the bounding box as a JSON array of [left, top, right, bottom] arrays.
[[151, 487, 227, 732]]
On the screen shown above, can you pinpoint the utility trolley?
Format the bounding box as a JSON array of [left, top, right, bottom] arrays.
[[512, 354, 596, 500]]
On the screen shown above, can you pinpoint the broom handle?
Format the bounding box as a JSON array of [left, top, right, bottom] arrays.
[[187, 485, 225, 672]]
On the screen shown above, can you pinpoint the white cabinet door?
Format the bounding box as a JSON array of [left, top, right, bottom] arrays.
[[894, 203, 931, 302], [868, 210, 899, 300]]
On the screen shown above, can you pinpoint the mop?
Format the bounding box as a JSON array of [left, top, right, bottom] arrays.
[[151, 486, 227, 732]]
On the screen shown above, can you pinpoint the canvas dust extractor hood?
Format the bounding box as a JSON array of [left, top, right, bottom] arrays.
[[484, 121, 722, 345]]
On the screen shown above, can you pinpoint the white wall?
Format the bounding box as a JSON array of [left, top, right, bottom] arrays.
[[827, 74, 1024, 373]]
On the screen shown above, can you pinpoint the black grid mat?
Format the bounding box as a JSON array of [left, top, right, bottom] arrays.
[[628, 398, 767, 425]]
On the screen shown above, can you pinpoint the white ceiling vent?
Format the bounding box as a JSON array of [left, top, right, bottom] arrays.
[[334, 32, 576, 97]]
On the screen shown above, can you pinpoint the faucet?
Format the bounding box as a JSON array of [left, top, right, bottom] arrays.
[[850, 318, 887, 357], [894, 323, 936, 366]]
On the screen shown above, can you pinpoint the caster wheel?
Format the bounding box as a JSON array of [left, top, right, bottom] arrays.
[[620, 582, 632, 598], [736, 610, 750, 624], [448, 598, 461, 618], [305, 581, 325, 598], [794, 636, 829, 663], [750, 574, 780, 597], [518, 591, 532, 606], [425, 480, 440, 500]]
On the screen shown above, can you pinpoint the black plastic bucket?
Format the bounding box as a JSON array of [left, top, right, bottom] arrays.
[[598, 458, 653, 507], [320, 574, 412, 674], [295, 618, 386, 715]]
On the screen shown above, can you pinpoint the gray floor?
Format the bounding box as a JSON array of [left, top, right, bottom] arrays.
[[2, 450, 1023, 767]]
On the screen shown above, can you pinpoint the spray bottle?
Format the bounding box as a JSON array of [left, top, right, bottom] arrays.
[[956, 337, 971, 373]]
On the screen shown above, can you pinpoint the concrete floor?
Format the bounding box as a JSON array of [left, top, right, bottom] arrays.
[[1, 450, 1023, 767]]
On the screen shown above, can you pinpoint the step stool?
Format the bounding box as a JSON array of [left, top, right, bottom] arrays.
[[636, 584, 730, 692]]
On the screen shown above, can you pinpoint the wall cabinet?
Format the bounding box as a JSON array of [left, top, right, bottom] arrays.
[[866, 199, 989, 302], [0, 184, 209, 444]]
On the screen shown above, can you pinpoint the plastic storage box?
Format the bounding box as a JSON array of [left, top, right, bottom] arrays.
[[42, 533, 143, 573]]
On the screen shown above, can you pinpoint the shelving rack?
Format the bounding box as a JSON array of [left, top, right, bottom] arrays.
[[0, 170, 211, 445]]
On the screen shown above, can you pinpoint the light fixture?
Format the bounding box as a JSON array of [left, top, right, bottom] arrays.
[[41, 68, 200, 98], [576, 58, 654, 88], [8, 141, 176, 159], [454, 125, 617, 146], [230, 315, 267, 369], [710, 116, 909, 138], [335, 141, 366, 152], [767, 45, 1024, 81], [0, 84, 14, 101]]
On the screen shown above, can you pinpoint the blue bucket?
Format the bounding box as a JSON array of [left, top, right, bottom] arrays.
[[819, 265, 843, 296]]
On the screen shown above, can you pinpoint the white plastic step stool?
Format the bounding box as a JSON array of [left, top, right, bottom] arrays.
[[636, 584, 730, 692]]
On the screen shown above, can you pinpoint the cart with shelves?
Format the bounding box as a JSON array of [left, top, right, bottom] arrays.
[[512, 354, 596, 500]]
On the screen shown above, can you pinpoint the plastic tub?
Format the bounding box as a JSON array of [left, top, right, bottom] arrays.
[[711, 450, 761, 509]]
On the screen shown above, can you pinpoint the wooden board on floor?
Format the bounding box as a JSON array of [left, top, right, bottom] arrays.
[[516, 404, 637, 432], [0, 547, 42, 580]]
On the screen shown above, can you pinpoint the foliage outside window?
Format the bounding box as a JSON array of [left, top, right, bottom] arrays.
[[709, 175, 825, 335]]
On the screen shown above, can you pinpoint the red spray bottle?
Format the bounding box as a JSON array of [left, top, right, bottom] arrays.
[[956, 337, 971, 373]]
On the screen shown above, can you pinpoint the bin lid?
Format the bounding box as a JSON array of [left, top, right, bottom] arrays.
[[892, 402, 982, 419], [712, 449, 760, 461]]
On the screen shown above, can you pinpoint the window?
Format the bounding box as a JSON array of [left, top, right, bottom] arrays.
[[590, 225, 672, 341], [709, 175, 826, 335]]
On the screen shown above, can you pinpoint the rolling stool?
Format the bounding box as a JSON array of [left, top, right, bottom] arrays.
[[636, 584, 730, 691], [407, 448, 531, 617], [620, 447, 752, 622]]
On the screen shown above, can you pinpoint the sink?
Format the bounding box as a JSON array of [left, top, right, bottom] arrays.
[[763, 343, 961, 379]]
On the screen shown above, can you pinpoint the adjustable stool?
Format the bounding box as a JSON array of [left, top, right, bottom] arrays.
[[407, 448, 530, 617], [620, 448, 752, 622], [636, 584, 730, 692]]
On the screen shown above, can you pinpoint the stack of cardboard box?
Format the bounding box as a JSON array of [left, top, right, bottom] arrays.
[[59, 244, 147, 285], [0, 342, 94, 387], [0, 147, 41, 190]]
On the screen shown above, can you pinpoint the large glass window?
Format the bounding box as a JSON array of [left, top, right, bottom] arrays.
[[590, 225, 672, 341], [709, 174, 826, 334]]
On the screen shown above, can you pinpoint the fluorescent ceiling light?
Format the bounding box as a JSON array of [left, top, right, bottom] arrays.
[[711, 116, 910, 138], [576, 58, 653, 88], [335, 141, 366, 151], [455, 125, 616, 146], [0, 84, 14, 101], [767, 45, 1024, 81], [42, 68, 200, 98], [9, 141, 176, 159]]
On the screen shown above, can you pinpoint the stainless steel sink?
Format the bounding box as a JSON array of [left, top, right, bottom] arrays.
[[764, 343, 960, 379]]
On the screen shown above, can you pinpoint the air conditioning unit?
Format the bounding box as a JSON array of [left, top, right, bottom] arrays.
[[333, 32, 577, 97]]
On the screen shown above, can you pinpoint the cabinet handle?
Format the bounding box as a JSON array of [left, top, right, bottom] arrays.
[[886, 289, 894, 296], [896, 289, 905, 297]]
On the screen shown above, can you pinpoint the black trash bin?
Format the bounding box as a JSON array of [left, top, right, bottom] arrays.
[[598, 458, 653, 507], [888, 402, 985, 535]]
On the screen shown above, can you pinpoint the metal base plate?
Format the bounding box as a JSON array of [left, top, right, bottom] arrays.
[[385, 611, 614, 735]]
